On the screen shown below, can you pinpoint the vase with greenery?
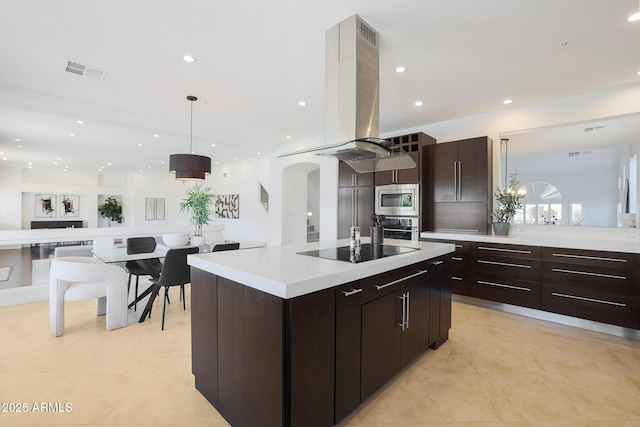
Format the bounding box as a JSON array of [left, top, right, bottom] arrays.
[[98, 196, 123, 227], [179, 183, 215, 242], [492, 174, 526, 235]]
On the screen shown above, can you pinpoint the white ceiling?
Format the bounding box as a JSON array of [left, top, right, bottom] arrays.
[[1, 0, 639, 175]]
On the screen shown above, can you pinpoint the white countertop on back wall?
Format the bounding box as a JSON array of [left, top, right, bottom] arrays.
[[421, 224, 640, 253]]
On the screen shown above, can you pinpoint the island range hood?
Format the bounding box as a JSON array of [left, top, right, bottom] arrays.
[[280, 15, 416, 173]]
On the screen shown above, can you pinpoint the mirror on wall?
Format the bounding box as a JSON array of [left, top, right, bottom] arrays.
[[501, 113, 640, 227]]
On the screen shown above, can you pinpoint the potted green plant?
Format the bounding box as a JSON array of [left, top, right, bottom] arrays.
[[98, 196, 123, 227], [492, 174, 526, 236], [179, 183, 215, 245]]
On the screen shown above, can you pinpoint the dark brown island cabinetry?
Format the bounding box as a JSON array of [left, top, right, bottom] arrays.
[[191, 258, 453, 427], [541, 247, 640, 329], [427, 136, 492, 234], [338, 161, 374, 238]]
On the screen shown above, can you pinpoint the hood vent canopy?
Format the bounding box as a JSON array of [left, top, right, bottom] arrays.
[[279, 14, 416, 173]]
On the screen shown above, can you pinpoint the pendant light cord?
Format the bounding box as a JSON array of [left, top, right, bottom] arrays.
[[189, 99, 193, 154]]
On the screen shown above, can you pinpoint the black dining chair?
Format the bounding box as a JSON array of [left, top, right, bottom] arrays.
[[212, 242, 240, 251], [125, 237, 162, 310], [149, 246, 199, 330]]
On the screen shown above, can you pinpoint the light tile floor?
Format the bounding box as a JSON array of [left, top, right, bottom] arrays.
[[0, 286, 638, 427]]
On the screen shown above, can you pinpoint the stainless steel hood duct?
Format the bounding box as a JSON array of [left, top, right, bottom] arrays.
[[279, 15, 416, 173]]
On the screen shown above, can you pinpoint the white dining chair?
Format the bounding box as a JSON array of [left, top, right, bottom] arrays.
[[49, 256, 128, 336]]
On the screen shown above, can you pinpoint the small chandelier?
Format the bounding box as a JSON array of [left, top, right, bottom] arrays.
[[169, 95, 211, 180]]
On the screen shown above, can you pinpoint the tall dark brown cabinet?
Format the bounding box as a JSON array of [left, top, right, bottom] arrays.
[[338, 132, 436, 238], [427, 136, 493, 234], [338, 161, 375, 238]]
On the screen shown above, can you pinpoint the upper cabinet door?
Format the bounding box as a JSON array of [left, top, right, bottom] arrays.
[[338, 161, 374, 187], [458, 137, 491, 202], [432, 142, 459, 202]]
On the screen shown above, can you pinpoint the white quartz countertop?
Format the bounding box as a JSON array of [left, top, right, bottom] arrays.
[[187, 238, 455, 299], [420, 231, 640, 254]]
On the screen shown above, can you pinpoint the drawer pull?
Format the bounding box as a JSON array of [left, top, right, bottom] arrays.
[[455, 244, 464, 248], [477, 259, 531, 269], [477, 246, 531, 254], [341, 288, 362, 297], [551, 292, 627, 307], [477, 280, 531, 292], [552, 253, 627, 263], [451, 276, 463, 281], [375, 270, 428, 290], [551, 268, 627, 280], [452, 257, 463, 261], [431, 260, 444, 265]]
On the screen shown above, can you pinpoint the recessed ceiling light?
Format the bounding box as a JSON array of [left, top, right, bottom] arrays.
[[211, 143, 216, 147], [183, 55, 196, 63], [53, 162, 58, 165], [69, 133, 76, 137], [76, 120, 84, 124], [298, 101, 307, 107], [234, 157, 238, 160], [153, 134, 160, 138], [286, 135, 292, 139], [15, 138, 21, 142], [17, 145, 22, 148], [138, 143, 143, 147], [56, 157, 62, 160], [503, 99, 513, 105], [257, 152, 262, 155], [139, 169, 144, 173], [2, 157, 7, 161], [414, 101, 423, 107], [27, 162, 32, 166], [395, 66, 407, 73]]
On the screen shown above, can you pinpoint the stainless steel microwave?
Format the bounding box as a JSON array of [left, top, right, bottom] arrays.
[[375, 184, 420, 217]]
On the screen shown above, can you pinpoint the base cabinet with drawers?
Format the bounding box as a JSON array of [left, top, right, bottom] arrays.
[[421, 237, 640, 330], [470, 242, 541, 309], [540, 247, 640, 329]]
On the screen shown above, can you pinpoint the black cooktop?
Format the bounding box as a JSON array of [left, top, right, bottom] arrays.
[[297, 243, 419, 264]]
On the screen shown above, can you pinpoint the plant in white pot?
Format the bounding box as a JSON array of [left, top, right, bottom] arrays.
[[98, 196, 123, 227], [492, 174, 526, 236], [179, 183, 215, 246]]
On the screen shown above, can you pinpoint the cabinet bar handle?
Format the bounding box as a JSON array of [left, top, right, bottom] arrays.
[[452, 276, 463, 281], [397, 293, 406, 330], [453, 162, 458, 201], [455, 244, 464, 248], [431, 260, 444, 265], [375, 269, 428, 290], [341, 288, 362, 297], [477, 280, 531, 292], [551, 253, 627, 263], [551, 268, 627, 280], [452, 257, 463, 261], [551, 292, 626, 307], [477, 259, 531, 269], [457, 161, 462, 201], [406, 291, 410, 329], [477, 246, 531, 254]]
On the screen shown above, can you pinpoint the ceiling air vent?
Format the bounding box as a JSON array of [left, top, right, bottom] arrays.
[[64, 60, 108, 81], [568, 151, 580, 157]]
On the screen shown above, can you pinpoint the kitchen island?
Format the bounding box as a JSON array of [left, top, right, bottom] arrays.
[[187, 239, 454, 427]]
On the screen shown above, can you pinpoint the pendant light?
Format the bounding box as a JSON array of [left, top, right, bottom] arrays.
[[629, 0, 640, 22], [169, 95, 211, 180]]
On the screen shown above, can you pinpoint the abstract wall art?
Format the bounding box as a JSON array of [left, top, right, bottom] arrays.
[[60, 195, 79, 217], [215, 194, 240, 219], [35, 194, 56, 218]]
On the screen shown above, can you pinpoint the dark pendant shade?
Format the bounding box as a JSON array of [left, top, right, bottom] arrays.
[[169, 153, 211, 181]]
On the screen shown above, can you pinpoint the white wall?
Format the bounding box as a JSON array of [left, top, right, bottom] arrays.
[[2, 82, 639, 247]]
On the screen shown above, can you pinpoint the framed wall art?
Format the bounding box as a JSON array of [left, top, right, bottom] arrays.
[[155, 198, 165, 220], [145, 198, 156, 221], [59, 195, 79, 217], [35, 194, 56, 218], [215, 194, 240, 219]]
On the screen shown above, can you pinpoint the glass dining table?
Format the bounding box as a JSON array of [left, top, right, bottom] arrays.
[[91, 240, 265, 323]]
